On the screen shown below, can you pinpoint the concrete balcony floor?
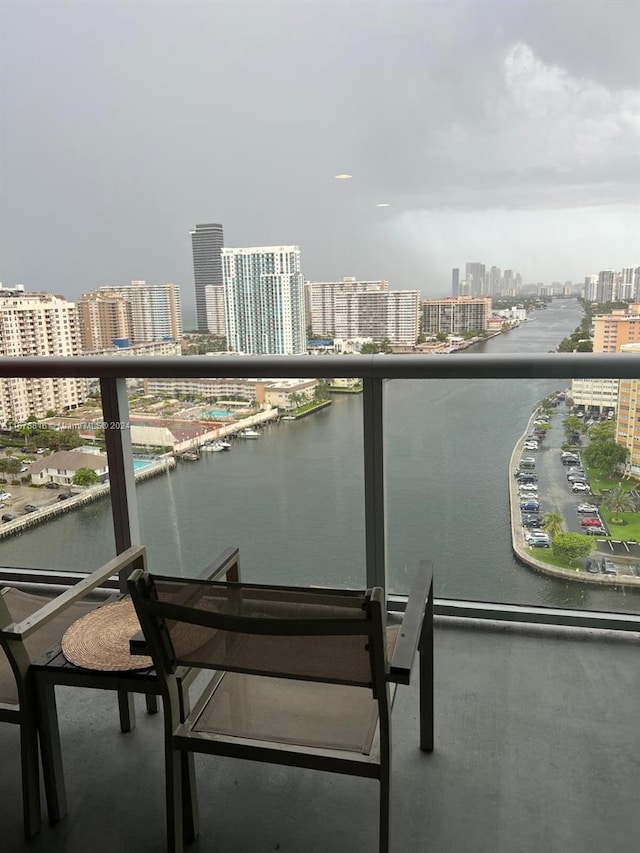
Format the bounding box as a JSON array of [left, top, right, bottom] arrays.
[[2, 618, 639, 853]]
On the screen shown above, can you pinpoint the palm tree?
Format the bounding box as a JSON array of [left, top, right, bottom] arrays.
[[602, 484, 635, 523], [541, 512, 565, 539]]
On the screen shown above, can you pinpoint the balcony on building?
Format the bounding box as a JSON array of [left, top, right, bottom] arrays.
[[1, 352, 640, 853]]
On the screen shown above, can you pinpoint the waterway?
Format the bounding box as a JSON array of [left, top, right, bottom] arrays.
[[2, 298, 639, 614]]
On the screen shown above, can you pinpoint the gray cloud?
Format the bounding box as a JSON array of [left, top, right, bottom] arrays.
[[1, 0, 638, 302]]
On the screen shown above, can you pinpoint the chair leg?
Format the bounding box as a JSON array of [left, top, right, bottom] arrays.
[[117, 689, 136, 732], [419, 592, 434, 752], [20, 710, 42, 837], [146, 693, 159, 714], [181, 752, 199, 842], [165, 744, 184, 853], [379, 773, 390, 853], [36, 680, 68, 824]]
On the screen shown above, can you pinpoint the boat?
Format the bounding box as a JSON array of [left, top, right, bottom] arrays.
[[216, 439, 231, 449], [201, 442, 225, 452], [281, 416, 296, 421], [239, 428, 260, 439], [182, 451, 200, 461]]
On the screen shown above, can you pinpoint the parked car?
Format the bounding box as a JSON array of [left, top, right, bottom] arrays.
[[577, 504, 599, 514], [24, 504, 40, 513], [522, 517, 542, 528], [529, 537, 551, 548], [518, 483, 538, 492], [44, 481, 60, 489], [515, 472, 538, 481], [601, 557, 617, 575], [572, 483, 590, 493], [632, 565, 640, 578], [523, 442, 539, 450], [57, 493, 72, 501], [585, 560, 600, 573], [1, 513, 16, 522], [520, 501, 541, 512], [580, 517, 602, 527], [584, 527, 607, 536], [0, 491, 11, 501]]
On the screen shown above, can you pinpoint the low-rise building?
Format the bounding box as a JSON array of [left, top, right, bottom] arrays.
[[29, 450, 109, 487]]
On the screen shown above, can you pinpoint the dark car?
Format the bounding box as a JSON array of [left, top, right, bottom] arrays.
[[515, 472, 538, 482], [584, 527, 607, 536], [44, 481, 60, 489], [601, 557, 617, 575], [522, 516, 542, 528], [520, 501, 540, 512], [567, 474, 588, 483], [1, 513, 16, 522], [585, 560, 600, 573], [57, 492, 72, 501]]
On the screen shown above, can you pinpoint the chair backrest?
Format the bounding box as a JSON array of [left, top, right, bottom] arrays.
[[129, 573, 388, 691]]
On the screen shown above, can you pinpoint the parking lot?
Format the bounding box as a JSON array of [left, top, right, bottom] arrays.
[[515, 408, 640, 579]]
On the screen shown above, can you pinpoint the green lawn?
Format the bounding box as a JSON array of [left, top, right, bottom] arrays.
[[527, 548, 582, 571], [584, 465, 639, 495], [599, 508, 640, 540]]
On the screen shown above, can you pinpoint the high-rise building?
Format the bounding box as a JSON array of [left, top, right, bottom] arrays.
[[451, 268, 459, 297], [488, 267, 501, 296], [421, 296, 491, 336], [222, 246, 306, 354], [592, 307, 640, 353], [99, 281, 182, 343], [0, 285, 87, 424], [76, 291, 133, 351], [191, 223, 224, 331], [308, 277, 388, 337], [333, 289, 420, 346], [205, 285, 226, 337], [597, 270, 616, 303], [465, 262, 486, 297]]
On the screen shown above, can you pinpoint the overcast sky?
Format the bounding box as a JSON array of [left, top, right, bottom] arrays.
[[1, 0, 639, 315]]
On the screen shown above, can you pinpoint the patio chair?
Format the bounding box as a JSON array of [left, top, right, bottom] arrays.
[[128, 559, 434, 853], [0, 545, 146, 837]]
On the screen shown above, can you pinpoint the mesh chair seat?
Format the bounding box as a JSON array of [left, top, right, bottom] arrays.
[[0, 588, 100, 706]]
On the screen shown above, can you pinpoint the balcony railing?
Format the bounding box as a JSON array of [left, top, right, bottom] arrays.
[[2, 352, 640, 631]]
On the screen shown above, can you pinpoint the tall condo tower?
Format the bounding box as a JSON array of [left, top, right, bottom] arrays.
[[191, 223, 224, 331], [222, 246, 306, 355], [451, 268, 459, 297]]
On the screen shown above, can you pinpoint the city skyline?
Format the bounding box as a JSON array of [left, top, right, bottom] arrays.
[[1, 1, 638, 307]]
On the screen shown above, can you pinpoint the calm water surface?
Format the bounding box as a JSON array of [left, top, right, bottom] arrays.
[[2, 298, 638, 613]]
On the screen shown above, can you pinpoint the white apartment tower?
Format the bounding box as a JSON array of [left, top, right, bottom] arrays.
[[205, 285, 226, 337], [99, 281, 183, 343], [308, 277, 388, 337], [0, 285, 87, 425], [334, 289, 420, 346], [222, 246, 306, 355]]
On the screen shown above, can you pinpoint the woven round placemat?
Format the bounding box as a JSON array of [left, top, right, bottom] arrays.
[[61, 598, 153, 671]]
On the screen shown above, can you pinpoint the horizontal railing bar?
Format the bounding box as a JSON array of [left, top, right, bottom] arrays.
[[1, 352, 640, 381], [0, 567, 120, 590], [389, 596, 640, 631]]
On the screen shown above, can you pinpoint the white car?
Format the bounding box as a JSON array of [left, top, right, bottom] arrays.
[[0, 491, 11, 501], [519, 483, 538, 492], [577, 503, 599, 514], [572, 483, 590, 492], [525, 530, 549, 543], [523, 442, 539, 450]]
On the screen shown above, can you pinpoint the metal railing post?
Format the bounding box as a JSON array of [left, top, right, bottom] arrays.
[[363, 376, 387, 592], [100, 377, 140, 585]]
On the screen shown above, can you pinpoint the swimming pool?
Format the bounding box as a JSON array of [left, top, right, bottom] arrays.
[[133, 459, 153, 471], [204, 409, 232, 419]]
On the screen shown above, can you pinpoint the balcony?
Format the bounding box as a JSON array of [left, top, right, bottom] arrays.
[[1, 352, 640, 850], [1, 616, 638, 852]]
